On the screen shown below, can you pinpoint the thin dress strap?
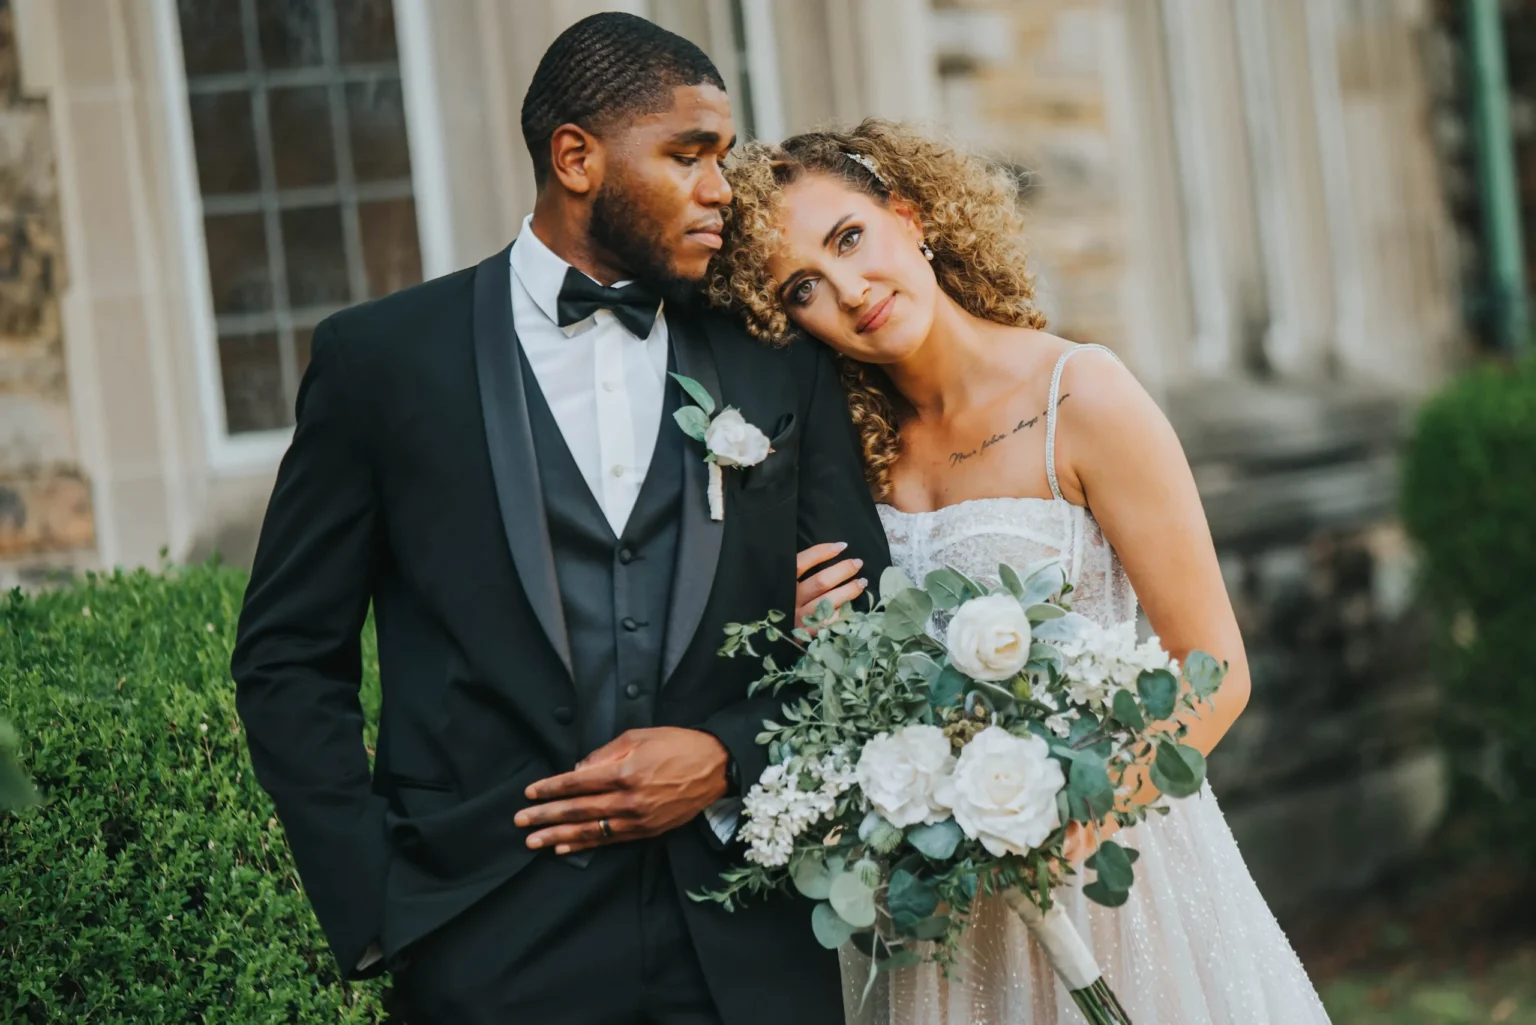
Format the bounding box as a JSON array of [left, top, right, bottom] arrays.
[[1045, 343, 1123, 501]]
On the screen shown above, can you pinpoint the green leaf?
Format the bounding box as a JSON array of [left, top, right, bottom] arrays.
[[884, 588, 934, 640], [1149, 740, 1206, 799], [829, 871, 878, 928], [669, 372, 717, 416], [929, 666, 967, 709], [1025, 643, 1065, 676], [1085, 839, 1136, 892], [1025, 603, 1065, 621], [1068, 754, 1115, 819], [879, 949, 924, 972], [812, 901, 857, 949], [923, 568, 972, 610], [907, 914, 952, 941], [1083, 879, 1131, 907], [792, 852, 835, 900], [672, 405, 709, 443], [1111, 689, 1145, 731], [1183, 649, 1225, 699], [906, 819, 963, 860], [897, 652, 942, 684], [1137, 668, 1179, 721], [887, 869, 939, 929], [879, 567, 914, 602], [998, 563, 1024, 600], [1031, 612, 1092, 643]]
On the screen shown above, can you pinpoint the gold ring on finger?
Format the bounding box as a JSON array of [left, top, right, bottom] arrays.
[[599, 817, 613, 839]]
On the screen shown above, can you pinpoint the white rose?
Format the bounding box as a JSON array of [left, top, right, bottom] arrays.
[[948, 593, 1033, 681], [855, 725, 956, 828], [704, 408, 771, 467], [936, 726, 1064, 856]]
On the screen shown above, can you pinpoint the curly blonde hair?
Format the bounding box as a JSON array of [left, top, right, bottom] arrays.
[[706, 119, 1048, 499]]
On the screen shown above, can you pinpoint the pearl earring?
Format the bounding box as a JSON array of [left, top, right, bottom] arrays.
[[919, 240, 935, 261]]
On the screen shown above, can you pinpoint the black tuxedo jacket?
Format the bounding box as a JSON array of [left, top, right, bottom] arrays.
[[232, 248, 891, 1021]]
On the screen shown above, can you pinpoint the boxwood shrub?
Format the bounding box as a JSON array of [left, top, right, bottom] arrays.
[[0, 563, 386, 1022], [1400, 356, 1536, 854]]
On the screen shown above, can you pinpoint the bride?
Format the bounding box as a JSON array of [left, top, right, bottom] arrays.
[[707, 120, 1331, 1024]]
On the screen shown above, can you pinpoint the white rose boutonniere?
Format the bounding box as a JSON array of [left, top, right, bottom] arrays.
[[671, 373, 771, 521], [936, 725, 1064, 857], [948, 592, 1033, 682], [854, 724, 956, 828]]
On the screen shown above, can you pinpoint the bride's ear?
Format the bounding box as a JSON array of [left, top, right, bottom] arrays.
[[888, 198, 925, 242]]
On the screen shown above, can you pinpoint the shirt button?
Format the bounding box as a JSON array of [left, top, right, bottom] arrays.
[[603, 380, 619, 393], [624, 683, 642, 700], [621, 616, 639, 632], [552, 706, 574, 725], [610, 464, 624, 478], [618, 548, 634, 564]]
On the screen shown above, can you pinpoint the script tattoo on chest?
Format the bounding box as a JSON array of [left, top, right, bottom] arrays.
[[948, 394, 1070, 468]]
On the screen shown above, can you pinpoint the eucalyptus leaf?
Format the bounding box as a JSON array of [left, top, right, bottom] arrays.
[[887, 869, 939, 929], [672, 405, 710, 443], [1183, 649, 1226, 699], [1086, 839, 1136, 892], [907, 914, 952, 941], [1083, 879, 1131, 908], [1026, 643, 1065, 675], [906, 819, 963, 860], [929, 666, 968, 709], [812, 901, 857, 949], [1025, 603, 1065, 621], [829, 871, 878, 928], [792, 852, 835, 900], [879, 567, 914, 603], [897, 652, 942, 685], [1111, 688, 1145, 731], [884, 589, 934, 640], [1137, 668, 1179, 721], [670, 372, 717, 416], [1068, 754, 1115, 816], [880, 949, 924, 972], [1019, 560, 1066, 606], [1150, 740, 1206, 799]]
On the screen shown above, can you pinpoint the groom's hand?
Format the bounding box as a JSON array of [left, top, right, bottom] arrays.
[[515, 728, 730, 855]]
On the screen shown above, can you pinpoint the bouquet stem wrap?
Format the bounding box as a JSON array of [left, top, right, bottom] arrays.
[[1001, 889, 1133, 1024]]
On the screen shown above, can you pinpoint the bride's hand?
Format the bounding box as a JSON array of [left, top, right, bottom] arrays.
[[795, 542, 868, 631]]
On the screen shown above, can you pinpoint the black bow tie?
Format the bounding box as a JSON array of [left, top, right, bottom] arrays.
[[555, 267, 661, 339]]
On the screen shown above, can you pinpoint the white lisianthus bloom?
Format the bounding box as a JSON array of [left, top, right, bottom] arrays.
[[948, 593, 1033, 681], [937, 726, 1064, 856], [855, 724, 956, 827], [704, 408, 771, 467]]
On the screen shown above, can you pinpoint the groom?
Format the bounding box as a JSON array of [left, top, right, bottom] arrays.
[[232, 12, 888, 1025]]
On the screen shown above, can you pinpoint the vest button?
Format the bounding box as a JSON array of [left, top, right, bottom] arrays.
[[624, 683, 642, 699], [618, 547, 634, 565], [621, 616, 639, 631], [552, 706, 574, 725]]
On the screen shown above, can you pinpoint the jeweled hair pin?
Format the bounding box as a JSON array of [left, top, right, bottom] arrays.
[[844, 151, 889, 189]]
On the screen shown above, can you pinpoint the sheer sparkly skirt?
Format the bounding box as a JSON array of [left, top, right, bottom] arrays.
[[842, 782, 1331, 1025]]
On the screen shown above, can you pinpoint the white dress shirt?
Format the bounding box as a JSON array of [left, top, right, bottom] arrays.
[[511, 215, 668, 535]]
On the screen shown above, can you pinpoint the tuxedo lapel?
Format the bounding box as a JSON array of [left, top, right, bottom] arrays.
[[662, 310, 726, 686], [473, 247, 573, 679]]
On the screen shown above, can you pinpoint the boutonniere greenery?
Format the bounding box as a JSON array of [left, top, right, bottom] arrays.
[[671, 373, 771, 522]]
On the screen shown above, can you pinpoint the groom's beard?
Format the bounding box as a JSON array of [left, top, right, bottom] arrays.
[[589, 182, 702, 307]]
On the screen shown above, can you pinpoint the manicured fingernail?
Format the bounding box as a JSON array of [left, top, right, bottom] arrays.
[[857, 578, 868, 588], [852, 559, 864, 569], [835, 542, 848, 551]]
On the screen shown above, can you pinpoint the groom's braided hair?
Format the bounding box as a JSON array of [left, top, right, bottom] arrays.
[[707, 119, 1048, 499], [522, 13, 725, 186]]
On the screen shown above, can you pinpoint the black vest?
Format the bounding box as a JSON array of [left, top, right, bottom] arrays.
[[521, 346, 686, 758]]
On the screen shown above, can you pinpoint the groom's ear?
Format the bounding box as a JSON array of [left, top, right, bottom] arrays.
[[548, 123, 603, 197]]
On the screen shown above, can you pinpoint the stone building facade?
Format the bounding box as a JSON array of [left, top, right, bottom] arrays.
[[3, 0, 1522, 909]]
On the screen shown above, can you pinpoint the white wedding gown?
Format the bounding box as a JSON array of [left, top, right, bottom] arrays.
[[842, 345, 1331, 1025]]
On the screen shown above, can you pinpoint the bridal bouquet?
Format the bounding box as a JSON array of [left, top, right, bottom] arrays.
[[696, 562, 1226, 1024]]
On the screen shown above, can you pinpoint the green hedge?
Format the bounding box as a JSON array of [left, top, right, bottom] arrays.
[[1401, 356, 1536, 853], [0, 563, 386, 1023]]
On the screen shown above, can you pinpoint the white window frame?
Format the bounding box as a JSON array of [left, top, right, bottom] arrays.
[[153, 0, 454, 477]]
